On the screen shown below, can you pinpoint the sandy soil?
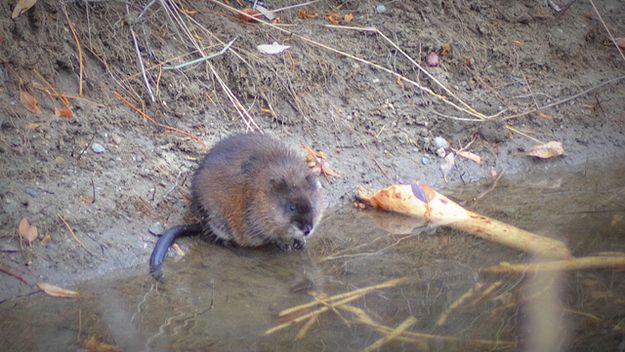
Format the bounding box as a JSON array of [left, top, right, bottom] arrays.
[[1, 0, 624, 301]]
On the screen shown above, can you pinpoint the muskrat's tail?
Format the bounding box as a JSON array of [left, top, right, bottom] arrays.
[[149, 223, 202, 279]]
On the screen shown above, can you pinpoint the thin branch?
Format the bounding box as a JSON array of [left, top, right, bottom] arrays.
[[503, 75, 625, 120]]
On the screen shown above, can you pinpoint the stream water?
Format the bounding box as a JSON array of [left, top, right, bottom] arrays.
[[1, 162, 624, 351]]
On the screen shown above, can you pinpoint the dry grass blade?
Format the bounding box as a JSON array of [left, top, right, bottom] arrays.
[[339, 304, 515, 349], [58, 214, 96, 256], [113, 91, 208, 148], [294, 316, 317, 340], [435, 282, 484, 327], [278, 277, 407, 317], [266, 277, 407, 336], [205, 0, 488, 121], [63, 8, 84, 96], [362, 316, 417, 352]]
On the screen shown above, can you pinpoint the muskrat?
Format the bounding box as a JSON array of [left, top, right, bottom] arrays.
[[149, 133, 323, 278]]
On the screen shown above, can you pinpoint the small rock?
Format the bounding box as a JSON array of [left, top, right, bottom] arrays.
[[421, 156, 430, 165], [436, 147, 446, 158], [376, 4, 386, 13], [91, 143, 106, 154], [24, 188, 38, 197], [148, 222, 165, 236], [111, 134, 122, 145], [426, 52, 440, 67], [433, 136, 449, 149]]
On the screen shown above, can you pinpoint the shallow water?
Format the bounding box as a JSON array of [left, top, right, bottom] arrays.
[[1, 162, 624, 351]]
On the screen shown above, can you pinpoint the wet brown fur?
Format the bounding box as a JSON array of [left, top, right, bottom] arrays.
[[191, 133, 323, 249]]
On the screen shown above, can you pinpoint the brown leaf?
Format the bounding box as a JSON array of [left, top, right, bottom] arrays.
[[344, 13, 354, 23], [12, 0, 38, 19], [54, 106, 73, 118], [527, 141, 565, 159], [455, 149, 483, 164], [18, 218, 38, 245], [37, 282, 80, 298], [440, 42, 452, 57], [238, 8, 261, 22], [297, 9, 319, 19], [319, 162, 339, 177], [19, 81, 41, 114], [535, 111, 553, 120], [395, 76, 405, 89], [80, 336, 122, 352], [79, 195, 92, 204], [616, 37, 625, 50], [25, 122, 41, 129], [18, 218, 30, 237], [326, 10, 340, 25]]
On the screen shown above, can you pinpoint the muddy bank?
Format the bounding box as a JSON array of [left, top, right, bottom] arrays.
[[1, 0, 624, 301]]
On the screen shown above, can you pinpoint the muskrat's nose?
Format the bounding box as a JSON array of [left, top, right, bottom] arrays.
[[302, 224, 313, 236]]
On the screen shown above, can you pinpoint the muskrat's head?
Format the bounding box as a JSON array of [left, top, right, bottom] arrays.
[[256, 166, 323, 248]]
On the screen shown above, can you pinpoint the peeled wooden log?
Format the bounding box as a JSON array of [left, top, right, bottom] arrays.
[[356, 183, 572, 259]]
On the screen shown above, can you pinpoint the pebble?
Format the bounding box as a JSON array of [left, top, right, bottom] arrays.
[[421, 156, 430, 165], [433, 136, 449, 149], [376, 4, 386, 14], [148, 222, 165, 236], [24, 188, 39, 197], [91, 143, 106, 154], [436, 147, 446, 158]]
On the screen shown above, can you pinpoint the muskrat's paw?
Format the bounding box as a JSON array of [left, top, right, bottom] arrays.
[[275, 241, 293, 252], [293, 238, 306, 250]]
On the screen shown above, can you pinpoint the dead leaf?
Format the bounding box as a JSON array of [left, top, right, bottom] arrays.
[[616, 37, 625, 50], [303, 145, 338, 177], [25, 122, 41, 129], [37, 282, 79, 298], [12, 0, 38, 19], [326, 10, 340, 25], [395, 76, 405, 89], [238, 8, 261, 22], [80, 336, 122, 352], [304, 145, 327, 161], [527, 141, 565, 159], [535, 111, 553, 120], [18, 217, 38, 245], [440, 42, 452, 57], [611, 214, 623, 227], [455, 149, 483, 164], [54, 106, 73, 118], [257, 42, 290, 55], [19, 80, 41, 114], [319, 162, 339, 177], [297, 9, 319, 19], [344, 13, 354, 23], [40, 233, 52, 246], [79, 195, 92, 204]]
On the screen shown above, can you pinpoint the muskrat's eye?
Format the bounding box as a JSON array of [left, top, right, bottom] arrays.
[[288, 204, 297, 213]]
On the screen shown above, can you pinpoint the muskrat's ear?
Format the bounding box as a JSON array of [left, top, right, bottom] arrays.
[[269, 177, 289, 193], [305, 173, 319, 188]]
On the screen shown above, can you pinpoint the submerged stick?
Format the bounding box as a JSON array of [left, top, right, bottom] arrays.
[[278, 277, 407, 317], [356, 184, 572, 259], [435, 282, 484, 327], [362, 317, 417, 352], [339, 304, 515, 349], [481, 256, 625, 274]]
